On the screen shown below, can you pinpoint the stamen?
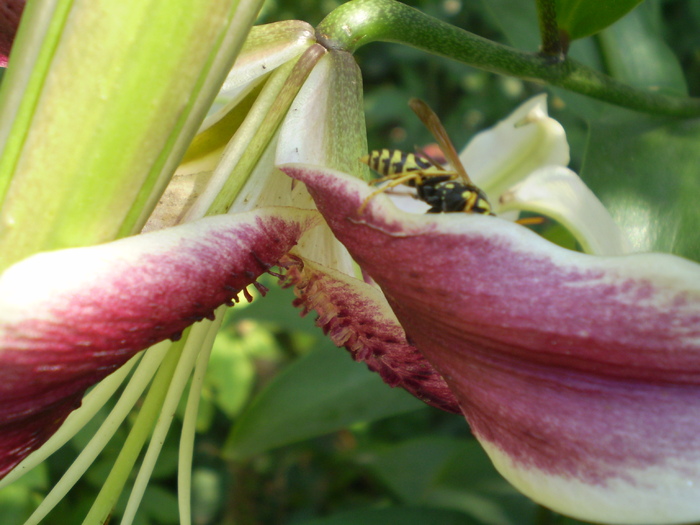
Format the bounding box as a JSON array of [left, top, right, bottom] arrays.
[[253, 281, 269, 296]]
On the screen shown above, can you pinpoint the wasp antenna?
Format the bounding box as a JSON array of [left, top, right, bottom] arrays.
[[408, 98, 473, 184]]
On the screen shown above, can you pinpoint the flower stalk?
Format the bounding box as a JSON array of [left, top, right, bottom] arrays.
[[535, 0, 565, 58], [82, 335, 188, 525], [316, 0, 700, 118]]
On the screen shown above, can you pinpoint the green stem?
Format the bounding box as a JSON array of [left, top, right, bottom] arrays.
[[316, 0, 700, 118], [82, 337, 187, 524], [535, 0, 564, 58]]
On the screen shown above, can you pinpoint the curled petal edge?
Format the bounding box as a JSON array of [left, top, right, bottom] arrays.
[[281, 254, 459, 414], [460, 94, 570, 200], [499, 166, 633, 256], [216, 20, 315, 111]]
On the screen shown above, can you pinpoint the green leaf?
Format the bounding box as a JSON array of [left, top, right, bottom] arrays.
[[363, 437, 464, 502], [556, 0, 644, 40], [582, 112, 700, 262], [224, 343, 426, 460], [137, 485, 180, 524], [431, 442, 538, 525], [299, 506, 481, 525], [597, 2, 687, 94], [364, 437, 537, 525], [191, 466, 227, 525]]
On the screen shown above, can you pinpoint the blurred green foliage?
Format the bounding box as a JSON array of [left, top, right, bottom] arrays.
[[555, 0, 644, 41], [5, 1, 700, 524]]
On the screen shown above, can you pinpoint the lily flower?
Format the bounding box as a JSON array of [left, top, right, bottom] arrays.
[[1, 1, 697, 523], [168, 21, 462, 414], [278, 99, 700, 523]]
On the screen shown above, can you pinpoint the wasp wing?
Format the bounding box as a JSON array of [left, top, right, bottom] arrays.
[[408, 98, 473, 185]]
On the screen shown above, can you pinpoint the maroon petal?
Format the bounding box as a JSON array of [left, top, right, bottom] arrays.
[[0, 0, 24, 67], [0, 208, 319, 478], [282, 255, 459, 413], [282, 164, 700, 524]]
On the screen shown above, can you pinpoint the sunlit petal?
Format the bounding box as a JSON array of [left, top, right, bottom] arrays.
[[282, 163, 700, 524], [276, 49, 368, 275], [460, 94, 570, 201], [500, 166, 632, 255], [218, 20, 315, 103]]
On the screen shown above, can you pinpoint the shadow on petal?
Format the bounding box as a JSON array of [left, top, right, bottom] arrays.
[[282, 254, 459, 414]]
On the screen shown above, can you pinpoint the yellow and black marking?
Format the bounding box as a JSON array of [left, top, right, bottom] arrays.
[[420, 180, 493, 215], [359, 99, 494, 216], [361, 149, 442, 179], [359, 150, 459, 213]]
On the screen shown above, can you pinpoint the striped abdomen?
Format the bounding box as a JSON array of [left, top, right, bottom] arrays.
[[361, 149, 443, 177]]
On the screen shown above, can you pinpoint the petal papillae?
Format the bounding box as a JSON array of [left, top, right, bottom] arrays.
[[282, 255, 459, 414], [282, 164, 700, 524], [0, 208, 319, 478]]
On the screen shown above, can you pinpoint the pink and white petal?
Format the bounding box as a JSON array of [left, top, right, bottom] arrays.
[[281, 163, 700, 524], [0, 208, 319, 478], [460, 94, 570, 201], [282, 255, 459, 414], [499, 166, 632, 256]]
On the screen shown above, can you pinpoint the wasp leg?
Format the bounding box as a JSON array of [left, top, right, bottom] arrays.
[[367, 173, 417, 187], [358, 173, 424, 213], [368, 170, 459, 187]]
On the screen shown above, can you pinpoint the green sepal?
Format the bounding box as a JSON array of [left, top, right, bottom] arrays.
[[597, 3, 687, 95]]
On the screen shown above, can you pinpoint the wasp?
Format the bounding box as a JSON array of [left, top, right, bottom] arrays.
[[360, 98, 493, 216]]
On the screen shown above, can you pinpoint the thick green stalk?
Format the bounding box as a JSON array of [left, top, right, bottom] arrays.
[[0, 0, 263, 272], [316, 0, 700, 118]]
